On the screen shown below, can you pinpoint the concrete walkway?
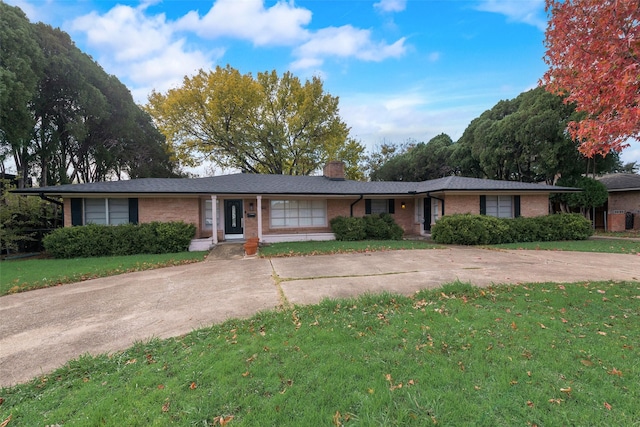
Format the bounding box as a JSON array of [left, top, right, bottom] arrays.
[[1, 247, 639, 387]]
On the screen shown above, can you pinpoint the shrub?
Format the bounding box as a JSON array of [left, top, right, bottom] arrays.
[[431, 213, 592, 245], [331, 214, 403, 241], [363, 213, 404, 240], [43, 221, 196, 258], [330, 216, 366, 241]]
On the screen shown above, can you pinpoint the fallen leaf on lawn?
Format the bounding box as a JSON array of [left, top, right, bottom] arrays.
[[558, 285, 565, 290], [0, 414, 11, 427], [242, 371, 250, 377], [548, 398, 563, 404], [125, 358, 137, 365], [157, 384, 165, 389], [597, 289, 606, 294], [215, 415, 234, 426], [561, 318, 568, 323], [527, 400, 534, 407], [604, 402, 612, 410], [580, 359, 594, 366], [333, 411, 342, 426], [597, 331, 607, 336], [190, 382, 197, 390], [511, 322, 518, 330], [162, 400, 170, 412], [367, 388, 375, 394], [0, 397, 4, 406], [539, 323, 547, 329], [560, 387, 572, 394], [607, 368, 622, 377]]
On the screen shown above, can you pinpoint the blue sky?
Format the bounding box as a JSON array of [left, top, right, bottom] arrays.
[[8, 0, 639, 168]]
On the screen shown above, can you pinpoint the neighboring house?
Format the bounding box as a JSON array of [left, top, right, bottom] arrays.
[[13, 162, 578, 250], [595, 173, 640, 231]]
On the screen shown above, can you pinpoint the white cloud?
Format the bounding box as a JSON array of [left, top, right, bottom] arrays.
[[72, 5, 173, 62], [175, 0, 312, 46], [475, 0, 547, 31], [374, 0, 407, 13], [292, 25, 406, 70]]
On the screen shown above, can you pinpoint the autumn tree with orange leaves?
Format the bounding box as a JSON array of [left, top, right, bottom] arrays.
[[542, 0, 640, 157]]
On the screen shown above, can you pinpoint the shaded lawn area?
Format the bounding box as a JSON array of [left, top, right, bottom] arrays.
[[1, 280, 638, 426], [259, 239, 441, 257], [0, 252, 208, 296], [490, 239, 640, 255]]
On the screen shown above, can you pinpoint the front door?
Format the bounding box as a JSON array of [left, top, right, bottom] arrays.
[[423, 197, 432, 232], [224, 199, 243, 236]]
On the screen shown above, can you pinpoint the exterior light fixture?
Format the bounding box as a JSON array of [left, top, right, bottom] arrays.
[[401, 202, 406, 209]]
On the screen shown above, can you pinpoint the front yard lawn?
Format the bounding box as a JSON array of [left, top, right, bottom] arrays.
[[490, 239, 640, 255], [1, 280, 638, 426], [259, 239, 441, 257], [0, 252, 208, 296]]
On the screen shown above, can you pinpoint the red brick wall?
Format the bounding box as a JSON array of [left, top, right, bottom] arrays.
[[609, 192, 640, 213], [139, 197, 201, 236], [520, 194, 550, 217], [608, 213, 627, 232], [63, 199, 72, 227]]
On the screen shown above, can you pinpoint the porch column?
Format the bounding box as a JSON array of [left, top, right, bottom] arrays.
[[257, 195, 263, 241], [211, 195, 218, 245]]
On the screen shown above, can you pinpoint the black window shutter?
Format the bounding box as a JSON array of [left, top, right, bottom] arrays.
[[129, 198, 139, 224], [480, 195, 486, 215], [441, 200, 445, 216], [71, 198, 83, 226], [388, 199, 395, 214], [514, 196, 521, 218], [365, 199, 372, 214]]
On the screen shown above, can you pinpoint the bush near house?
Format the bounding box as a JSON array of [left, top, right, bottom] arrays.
[[331, 213, 403, 241], [43, 222, 196, 258], [431, 213, 592, 245]]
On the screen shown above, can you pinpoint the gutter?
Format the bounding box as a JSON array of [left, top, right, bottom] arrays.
[[350, 195, 363, 217]]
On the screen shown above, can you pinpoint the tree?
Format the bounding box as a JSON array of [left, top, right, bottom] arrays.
[[554, 176, 608, 220], [453, 87, 619, 183], [146, 66, 365, 178], [0, 3, 43, 187], [370, 134, 454, 182], [542, 0, 640, 157]]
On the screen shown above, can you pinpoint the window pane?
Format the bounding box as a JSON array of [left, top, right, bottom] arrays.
[[270, 199, 326, 228], [109, 199, 129, 225], [204, 200, 212, 228], [371, 199, 388, 214], [85, 199, 106, 224]]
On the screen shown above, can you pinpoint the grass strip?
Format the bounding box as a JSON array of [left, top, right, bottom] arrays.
[[490, 239, 640, 254], [0, 252, 208, 296], [1, 280, 638, 426], [259, 239, 441, 257]]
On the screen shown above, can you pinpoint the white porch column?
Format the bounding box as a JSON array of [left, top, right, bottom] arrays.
[[211, 195, 218, 245], [257, 195, 263, 241]]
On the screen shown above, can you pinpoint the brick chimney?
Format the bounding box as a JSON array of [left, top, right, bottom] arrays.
[[323, 161, 346, 180]]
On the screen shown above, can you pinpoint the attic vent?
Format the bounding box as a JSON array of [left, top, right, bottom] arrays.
[[612, 210, 625, 214]]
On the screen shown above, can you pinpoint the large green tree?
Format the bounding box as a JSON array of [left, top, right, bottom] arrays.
[[146, 66, 365, 178], [452, 87, 619, 183], [0, 3, 179, 187], [370, 134, 454, 182]]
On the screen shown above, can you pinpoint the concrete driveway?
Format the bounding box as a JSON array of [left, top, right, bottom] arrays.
[[1, 246, 639, 387]]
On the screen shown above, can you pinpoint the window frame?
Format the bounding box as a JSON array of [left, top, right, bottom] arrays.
[[269, 199, 327, 229]]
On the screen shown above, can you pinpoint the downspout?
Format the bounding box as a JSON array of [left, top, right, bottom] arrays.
[[39, 193, 63, 206], [426, 192, 445, 216], [350, 195, 363, 217]]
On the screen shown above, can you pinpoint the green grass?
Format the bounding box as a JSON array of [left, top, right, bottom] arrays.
[[259, 239, 441, 257], [0, 252, 208, 296], [490, 239, 640, 255], [1, 280, 638, 426]]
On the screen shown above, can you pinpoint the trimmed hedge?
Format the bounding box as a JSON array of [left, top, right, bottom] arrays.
[[431, 213, 592, 245], [331, 213, 404, 241], [43, 221, 196, 258]]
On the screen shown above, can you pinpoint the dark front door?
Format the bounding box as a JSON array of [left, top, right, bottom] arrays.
[[224, 199, 243, 235], [424, 198, 432, 232]]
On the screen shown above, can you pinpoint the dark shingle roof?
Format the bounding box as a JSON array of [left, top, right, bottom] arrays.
[[12, 173, 577, 196], [596, 173, 640, 191]]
